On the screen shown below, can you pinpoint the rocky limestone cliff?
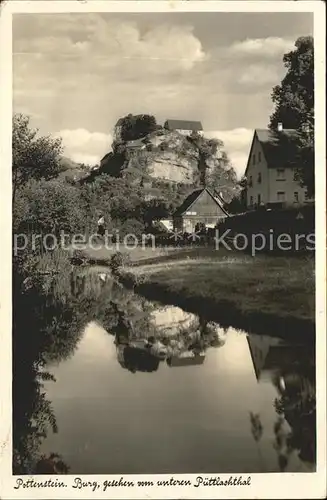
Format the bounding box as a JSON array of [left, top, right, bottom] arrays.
[[140, 130, 199, 183], [80, 128, 238, 204], [96, 129, 211, 185]]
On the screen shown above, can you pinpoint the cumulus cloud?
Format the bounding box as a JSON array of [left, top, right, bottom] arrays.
[[14, 18, 206, 73], [205, 128, 253, 178], [88, 19, 206, 70], [237, 63, 280, 86], [13, 14, 311, 152], [57, 128, 112, 166], [228, 37, 295, 58]]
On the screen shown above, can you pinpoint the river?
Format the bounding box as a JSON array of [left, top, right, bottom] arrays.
[[13, 269, 316, 475]]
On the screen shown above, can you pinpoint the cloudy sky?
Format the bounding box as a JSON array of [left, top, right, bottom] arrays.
[[13, 12, 313, 177]]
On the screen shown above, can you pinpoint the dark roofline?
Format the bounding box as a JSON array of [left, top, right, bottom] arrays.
[[244, 128, 298, 177], [246, 336, 261, 381], [164, 119, 203, 131], [244, 130, 257, 178], [173, 187, 230, 217]]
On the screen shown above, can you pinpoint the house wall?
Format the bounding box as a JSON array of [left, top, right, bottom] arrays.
[[246, 134, 308, 208], [247, 335, 281, 380], [246, 138, 269, 207], [174, 216, 183, 232], [190, 189, 227, 218], [173, 190, 228, 233], [159, 219, 173, 231], [180, 216, 220, 233], [267, 167, 307, 204]]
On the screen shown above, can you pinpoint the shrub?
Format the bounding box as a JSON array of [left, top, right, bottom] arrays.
[[14, 178, 86, 236], [120, 114, 157, 142], [109, 252, 131, 274], [115, 218, 145, 239], [12, 113, 63, 199]]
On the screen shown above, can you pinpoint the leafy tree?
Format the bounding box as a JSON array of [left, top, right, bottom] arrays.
[[187, 133, 238, 200], [15, 178, 86, 236], [80, 175, 146, 233], [187, 132, 220, 186], [141, 198, 171, 227], [12, 114, 63, 202], [226, 176, 247, 214], [273, 367, 316, 465], [120, 114, 157, 142], [115, 218, 145, 239], [207, 151, 239, 202], [269, 36, 314, 197]]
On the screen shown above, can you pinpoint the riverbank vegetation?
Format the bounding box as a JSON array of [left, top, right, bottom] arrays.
[[117, 252, 315, 339], [10, 34, 316, 476]]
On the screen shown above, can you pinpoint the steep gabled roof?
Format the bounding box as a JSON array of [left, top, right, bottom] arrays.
[[173, 187, 229, 217], [164, 119, 203, 131], [245, 128, 299, 177]]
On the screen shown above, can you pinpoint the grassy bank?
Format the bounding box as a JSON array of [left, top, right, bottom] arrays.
[[75, 243, 187, 265], [118, 252, 315, 339]]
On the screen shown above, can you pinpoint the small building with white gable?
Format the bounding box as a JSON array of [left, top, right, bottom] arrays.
[[164, 119, 203, 137]]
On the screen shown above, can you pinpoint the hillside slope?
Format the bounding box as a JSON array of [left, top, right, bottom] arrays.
[[59, 156, 91, 181]]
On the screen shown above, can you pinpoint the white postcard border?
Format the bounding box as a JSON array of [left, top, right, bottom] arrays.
[[0, 1, 326, 499]]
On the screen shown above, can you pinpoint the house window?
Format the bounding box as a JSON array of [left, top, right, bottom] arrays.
[[250, 196, 253, 206], [258, 151, 261, 162], [293, 170, 299, 181], [248, 176, 253, 187], [258, 194, 261, 205], [277, 169, 285, 180], [252, 154, 256, 165], [294, 192, 299, 202], [277, 191, 285, 202], [258, 172, 262, 184]]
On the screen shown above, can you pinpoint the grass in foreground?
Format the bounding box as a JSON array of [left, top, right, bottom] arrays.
[[119, 252, 315, 338], [77, 243, 186, 264]]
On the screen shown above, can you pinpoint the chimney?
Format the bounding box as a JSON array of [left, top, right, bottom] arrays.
[[277, 122, 283, 132]]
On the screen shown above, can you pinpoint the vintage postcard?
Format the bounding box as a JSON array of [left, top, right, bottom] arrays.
[[0, 1, 326, 498]]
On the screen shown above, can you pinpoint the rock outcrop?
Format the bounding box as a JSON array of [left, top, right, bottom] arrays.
[[88, 129, 209, 185], [79, 128, 238, 204]]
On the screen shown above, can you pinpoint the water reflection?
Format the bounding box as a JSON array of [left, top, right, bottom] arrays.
[[247, 335, 316, 471], [13, 267, 316, 474], [13, 268, 114, 473], [112, 302, 228, 373]]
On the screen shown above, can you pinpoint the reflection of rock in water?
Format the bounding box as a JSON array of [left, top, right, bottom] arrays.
[[118, 346, 160, 373], [199, 320, 227, 348], [150, 306, 197, 337]]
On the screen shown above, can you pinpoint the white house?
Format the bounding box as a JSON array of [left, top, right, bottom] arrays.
[[245, 124, 311, 208], [164, 119, 203, 136]]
